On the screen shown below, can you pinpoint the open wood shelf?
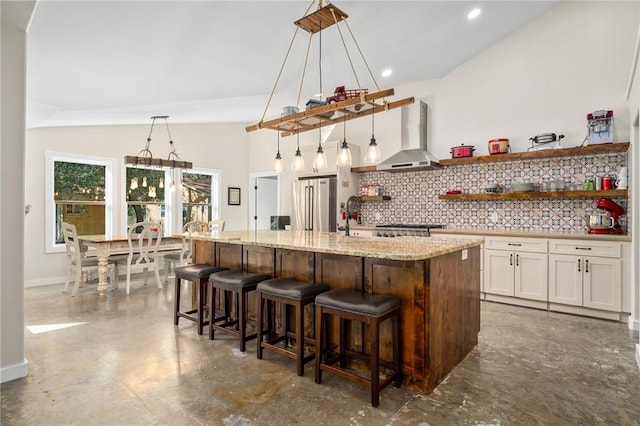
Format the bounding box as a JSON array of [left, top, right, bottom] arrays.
[[350, 165, 377, 173], [360, 195, 391, 202], [439, 142, 629, 166], [439, 189, 628, 200], [246, 89, 414, 137]]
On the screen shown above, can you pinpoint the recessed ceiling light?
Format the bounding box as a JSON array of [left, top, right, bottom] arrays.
[[468, 8, 481, 20], [381, 69, 392, 77]]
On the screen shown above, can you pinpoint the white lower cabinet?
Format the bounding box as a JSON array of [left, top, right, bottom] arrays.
[[548, 253, 621, 312], [484, 249, 547, 301]]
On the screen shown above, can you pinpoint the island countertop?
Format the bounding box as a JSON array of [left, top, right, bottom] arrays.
[[185, 230, 481, 261]]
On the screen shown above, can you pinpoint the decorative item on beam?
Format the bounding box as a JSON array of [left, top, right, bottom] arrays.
[[124, 115, 192, 169]]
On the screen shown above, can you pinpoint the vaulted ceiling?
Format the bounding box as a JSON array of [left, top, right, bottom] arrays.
[[26, 0, 558, 128]]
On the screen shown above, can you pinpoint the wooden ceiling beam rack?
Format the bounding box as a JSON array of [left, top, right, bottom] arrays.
[[246, 88, 414, 136]]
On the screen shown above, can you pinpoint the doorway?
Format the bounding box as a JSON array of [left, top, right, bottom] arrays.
[[248, 172, 280, 231]]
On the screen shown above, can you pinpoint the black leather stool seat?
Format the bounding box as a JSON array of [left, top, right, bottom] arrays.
[[314, 288, 401, 317], [209, 270, 271, 352], [257, 278, 329, 300], [210, 270, 271, 289], [257, 278, 329, 376], [174, 264, 228, 336], [314, 288, 402, 408], [176, 264, 226, 280]]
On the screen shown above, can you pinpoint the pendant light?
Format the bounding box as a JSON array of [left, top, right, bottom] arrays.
[[365, 106, 381, 164], [142, 176, 148, 187], [159, 178, 164, 189], [130, 177, 139, 190], [272, 123, 284, 173], [337, 114, 352, 166], [312, 119, 327, 170], [291, 129, 305, 172]]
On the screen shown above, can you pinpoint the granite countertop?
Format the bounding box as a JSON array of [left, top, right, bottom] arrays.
[[430, 228, 631, 242], [186, 230, 481, 261]]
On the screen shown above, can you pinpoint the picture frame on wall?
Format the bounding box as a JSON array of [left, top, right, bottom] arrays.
[[228, 187, 240, 206]]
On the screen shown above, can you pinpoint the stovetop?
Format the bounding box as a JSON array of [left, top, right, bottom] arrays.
[[376, 224, 445, 229]]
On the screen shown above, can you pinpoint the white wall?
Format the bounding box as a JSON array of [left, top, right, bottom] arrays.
[[25, 123, 250, 286], [1, 1, 35, 383]]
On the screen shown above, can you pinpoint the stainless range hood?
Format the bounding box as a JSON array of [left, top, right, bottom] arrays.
[[377, 100, 441, 172]]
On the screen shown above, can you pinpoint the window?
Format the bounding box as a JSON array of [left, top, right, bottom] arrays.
[[45, 151, 116, 253], [125, 167, 167, 227], [180, 169, 221, 228]]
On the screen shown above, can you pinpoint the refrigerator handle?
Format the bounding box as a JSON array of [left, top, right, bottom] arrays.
[[309, 185, 314, 230]]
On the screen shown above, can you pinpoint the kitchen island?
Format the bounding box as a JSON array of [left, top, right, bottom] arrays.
[[188, 230, 482, 393]]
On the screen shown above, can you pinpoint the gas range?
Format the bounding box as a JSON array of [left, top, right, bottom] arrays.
[[374, 224, 444, 237]]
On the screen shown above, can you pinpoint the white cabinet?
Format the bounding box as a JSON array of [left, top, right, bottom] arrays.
[[483, 237, 547, 301], [548, 239, 622, 312]]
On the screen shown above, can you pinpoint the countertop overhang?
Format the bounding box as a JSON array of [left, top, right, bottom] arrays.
[[185, 230, 481, 261]]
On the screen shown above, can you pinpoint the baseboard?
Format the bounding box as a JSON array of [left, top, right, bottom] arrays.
[[0, 358, 29, 383], [24, 276, 66, 288]]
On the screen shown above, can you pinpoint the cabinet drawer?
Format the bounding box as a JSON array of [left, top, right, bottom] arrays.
[[484, 237, 547, 253], [549, 239, 621, 258]]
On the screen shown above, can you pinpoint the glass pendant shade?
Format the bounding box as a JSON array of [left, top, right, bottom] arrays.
[[158, 178, 164, 189], [291, 149, 305, 172], [272, 152, 284, 173], [365, 136, 381, 164], [337, 140, 352, 166], [130, 177, 138, 190], [313, 146, 328, 170], [142, 176, 148, 187]]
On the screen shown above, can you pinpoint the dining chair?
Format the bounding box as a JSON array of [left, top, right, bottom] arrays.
[[117, 221, 163, 295], [62, 222, 117, 297], [163, 220, 211, 282]]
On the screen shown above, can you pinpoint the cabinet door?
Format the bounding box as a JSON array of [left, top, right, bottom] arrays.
[[483, 249, 514, 296], [548, 254, 582, 306], [583, 257, 621, 311], [514, 251, 548, 301]]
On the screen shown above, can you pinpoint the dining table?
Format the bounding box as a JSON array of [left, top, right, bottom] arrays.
[[78, 234, 181, 295]]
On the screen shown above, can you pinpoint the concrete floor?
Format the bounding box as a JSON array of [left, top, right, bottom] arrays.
[[2, 277, 640, 425]]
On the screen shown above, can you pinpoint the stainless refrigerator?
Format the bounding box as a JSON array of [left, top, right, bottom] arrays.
[[292, 176, 337, 232]]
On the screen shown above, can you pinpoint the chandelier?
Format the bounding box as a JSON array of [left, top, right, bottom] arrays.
[[246, 1, 414, 140], [125, 115, 192, 169]]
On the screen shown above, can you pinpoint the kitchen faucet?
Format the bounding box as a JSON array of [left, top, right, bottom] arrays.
[[345, 196, 362, 236]]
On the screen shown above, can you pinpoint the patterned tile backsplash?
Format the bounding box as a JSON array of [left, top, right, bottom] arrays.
[[359, 151, 630, 235]]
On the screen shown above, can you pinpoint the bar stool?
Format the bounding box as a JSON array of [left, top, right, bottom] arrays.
[[174, 264, 228, 335], [256, 278, 329, 376], [209, 270, 271, 352], [314, 288, 402, 408]]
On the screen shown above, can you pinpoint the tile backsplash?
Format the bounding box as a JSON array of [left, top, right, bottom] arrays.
[[358, 151, 629, 234]]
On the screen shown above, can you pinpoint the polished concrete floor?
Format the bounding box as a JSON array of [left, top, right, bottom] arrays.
[[2, 277, 640, 425]]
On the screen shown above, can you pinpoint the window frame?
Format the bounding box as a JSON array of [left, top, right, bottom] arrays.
[[177, 168, 222, 231], [45, 151, 118, 253]]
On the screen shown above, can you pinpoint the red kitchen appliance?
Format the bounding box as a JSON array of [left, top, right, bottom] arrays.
[[587, 197, 624, 234], [450, 144, 475, 158]]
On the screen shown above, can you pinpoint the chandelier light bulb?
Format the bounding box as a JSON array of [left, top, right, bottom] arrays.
[[291, 149, 305, 172], [142, 176, 148, 187], [272, 152, 284, 173], [313, 146, 328, 170], [130, 177, 138, 190], [159, 178, 164, 189], [337, 140, 352, 166], [365, 136, 381, 164]]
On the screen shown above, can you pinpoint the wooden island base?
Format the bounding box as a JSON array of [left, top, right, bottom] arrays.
[[191, 235, 481, 394]]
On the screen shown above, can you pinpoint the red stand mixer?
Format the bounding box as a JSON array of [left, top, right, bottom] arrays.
[[587, 197, 625, 234]]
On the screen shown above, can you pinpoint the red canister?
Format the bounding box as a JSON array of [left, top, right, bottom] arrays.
[[602, 177, 612, 190]]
